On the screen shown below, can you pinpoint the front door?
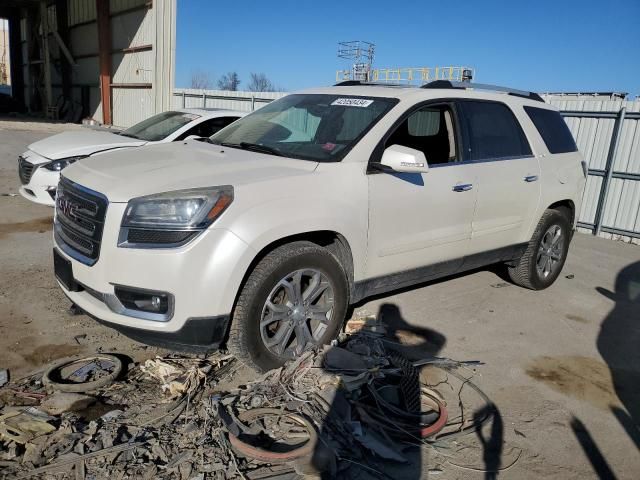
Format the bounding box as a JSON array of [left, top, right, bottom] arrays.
[[366, 103, 478, 281]]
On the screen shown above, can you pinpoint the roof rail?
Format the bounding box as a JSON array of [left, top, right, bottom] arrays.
[[333, 80, 409, 88], [422, 80, 544, 102], [334, 80, 364, 86]]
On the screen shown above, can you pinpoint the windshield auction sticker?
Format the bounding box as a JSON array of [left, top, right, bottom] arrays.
[[331, 98, 374, 107]]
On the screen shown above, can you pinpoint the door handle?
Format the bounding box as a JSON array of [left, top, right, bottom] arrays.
[[452, 184, 473, 192], [524, 175, 539, 182]]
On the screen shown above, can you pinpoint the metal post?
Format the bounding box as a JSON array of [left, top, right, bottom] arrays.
[[182, 91, 185, 108], [202, 92, 206, 108], [96, 0, 112, 124], [593, 107, 626, 236], [40, 1, 52, 113], [251, 95, 255, 112]]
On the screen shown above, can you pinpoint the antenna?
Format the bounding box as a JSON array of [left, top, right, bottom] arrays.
[[337, 41, 375, 82]]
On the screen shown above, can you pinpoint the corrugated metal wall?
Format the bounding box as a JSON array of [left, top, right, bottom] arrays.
[[17, 0, 175, 127], [544, 95, 640, 244], [172, 88, 286, 112]]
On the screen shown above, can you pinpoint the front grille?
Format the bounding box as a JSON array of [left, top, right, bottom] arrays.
[[54, 178, 108, 265], [18, 156, 37, 185]]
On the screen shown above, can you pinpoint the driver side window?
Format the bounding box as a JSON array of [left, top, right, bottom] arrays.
[[386, 104, 458, 165]]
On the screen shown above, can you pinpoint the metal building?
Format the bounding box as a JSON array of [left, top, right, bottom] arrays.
[[0, 0, 176, 127]]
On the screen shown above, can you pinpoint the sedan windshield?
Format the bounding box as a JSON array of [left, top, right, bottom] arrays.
[[120, 111, 201, 142], [209, 94, 397, 162]]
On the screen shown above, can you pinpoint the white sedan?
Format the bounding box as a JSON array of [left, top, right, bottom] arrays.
[[18, 108, 245, 206]]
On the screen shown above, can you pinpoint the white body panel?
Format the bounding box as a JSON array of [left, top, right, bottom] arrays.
[[367, 165, 478, 278]]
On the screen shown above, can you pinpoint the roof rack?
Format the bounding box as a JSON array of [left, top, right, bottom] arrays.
[[421, 80, 544, 102], [333, 80, 407, 88]]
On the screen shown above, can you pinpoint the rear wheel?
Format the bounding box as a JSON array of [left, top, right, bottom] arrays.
[[508, 209, 571, 290], [228, 241, 348, 372]]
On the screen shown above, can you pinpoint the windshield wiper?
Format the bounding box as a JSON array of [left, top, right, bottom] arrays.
[[214, 141, 282, 156], [119, 132, 139, 139], [238, 142, 283, 156], [207, 141, 283, 157]]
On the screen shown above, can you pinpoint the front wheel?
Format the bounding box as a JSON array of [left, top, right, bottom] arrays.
[[227, 241, 348, 372], [508, 209, 571, 290]]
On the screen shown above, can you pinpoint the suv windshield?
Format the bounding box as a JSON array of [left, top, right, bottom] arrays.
[[120, 111, 201, 142], [209, 94, 397, 162]]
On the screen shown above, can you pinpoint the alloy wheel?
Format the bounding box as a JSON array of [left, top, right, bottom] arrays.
[[536, 224, 564, 279], [260, 269, 334, 358]]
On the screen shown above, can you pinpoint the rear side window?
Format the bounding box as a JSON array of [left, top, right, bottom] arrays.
[[524, 106, 578, 154], [457, 100, 532, 161]]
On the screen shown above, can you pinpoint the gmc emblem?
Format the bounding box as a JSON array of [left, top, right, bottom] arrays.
[[57, 193, 77, 218]]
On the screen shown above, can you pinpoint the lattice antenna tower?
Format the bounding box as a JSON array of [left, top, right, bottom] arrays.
[[337, 41, 375, 82]]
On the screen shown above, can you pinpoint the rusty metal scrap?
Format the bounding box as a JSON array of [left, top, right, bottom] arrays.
[[0, 332, 489, 479]]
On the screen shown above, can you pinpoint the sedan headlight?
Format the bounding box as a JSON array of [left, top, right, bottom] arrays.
[[120, 186, 233, 247], [43, 156, 88, 171]]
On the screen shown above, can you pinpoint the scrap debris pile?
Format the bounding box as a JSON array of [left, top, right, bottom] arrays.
[[0, 329, 497, 479]]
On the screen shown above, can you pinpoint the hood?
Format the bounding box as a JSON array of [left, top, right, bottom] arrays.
[[28, 129, 147, 162], [63, 141, 319, 202]]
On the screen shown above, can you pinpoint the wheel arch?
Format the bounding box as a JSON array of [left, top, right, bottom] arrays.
[[547, 199, 576, 227], [234, 230, 356, 310]]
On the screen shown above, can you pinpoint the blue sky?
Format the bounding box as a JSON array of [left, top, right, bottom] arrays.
[[176, 0, 640, 95]]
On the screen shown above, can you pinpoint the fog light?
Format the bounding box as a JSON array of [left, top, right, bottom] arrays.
[[114, 286, 170, 314]]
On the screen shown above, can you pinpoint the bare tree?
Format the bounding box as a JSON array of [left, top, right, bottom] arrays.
[[190, 70, 214, 89], [217, 72, 241, 91], [247, 72, 276, 92]]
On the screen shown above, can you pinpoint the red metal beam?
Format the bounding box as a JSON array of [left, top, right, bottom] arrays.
[[96, 0, 111, 124]]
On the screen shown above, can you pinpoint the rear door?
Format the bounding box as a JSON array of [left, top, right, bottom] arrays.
[[456, 100, 541, 254]]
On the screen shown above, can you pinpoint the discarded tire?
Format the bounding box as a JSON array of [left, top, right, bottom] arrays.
[[228, 408, 318, 463], [42, 354, 122, 393]]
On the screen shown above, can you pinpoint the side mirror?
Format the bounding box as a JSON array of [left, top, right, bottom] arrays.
[[379, 145, 429, 174], [184, 135, 203, 141]]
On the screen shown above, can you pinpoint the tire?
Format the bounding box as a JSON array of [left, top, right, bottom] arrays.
[[508, 208, 571, 290], [228, 241, 348, 372]]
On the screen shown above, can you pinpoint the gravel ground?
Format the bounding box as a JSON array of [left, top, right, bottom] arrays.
[[0, 119, 638, 479]]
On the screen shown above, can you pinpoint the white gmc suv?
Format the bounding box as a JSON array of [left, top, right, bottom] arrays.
[[53, 81, 586, 372]]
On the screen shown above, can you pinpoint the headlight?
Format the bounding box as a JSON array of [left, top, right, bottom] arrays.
[[43, 156, 88, 171], [122, 186, 234, 230]]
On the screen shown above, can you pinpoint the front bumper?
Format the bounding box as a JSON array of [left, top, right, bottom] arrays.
[[71, 297, 230, 352], [54, 201, 257, 348], [18, 150, 60, 207], [19, 159, 60, 207]]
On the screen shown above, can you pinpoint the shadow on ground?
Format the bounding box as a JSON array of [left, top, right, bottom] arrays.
[[572, 260, 640, 479], [597, 261, 640, 448]]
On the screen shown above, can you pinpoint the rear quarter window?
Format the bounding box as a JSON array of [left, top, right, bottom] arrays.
[[524, 106, 578, 154], [457, 100, 532, 161]]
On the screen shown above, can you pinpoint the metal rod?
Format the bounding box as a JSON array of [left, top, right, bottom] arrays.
[[174, 92, 275, 104], [593, 107, 627, 236], [587, 169, 640, 181], [561, 111, 640, 119], [610, 171, 640, 181], [577, 221, 595, 231], [600, 226, 640, 239]]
